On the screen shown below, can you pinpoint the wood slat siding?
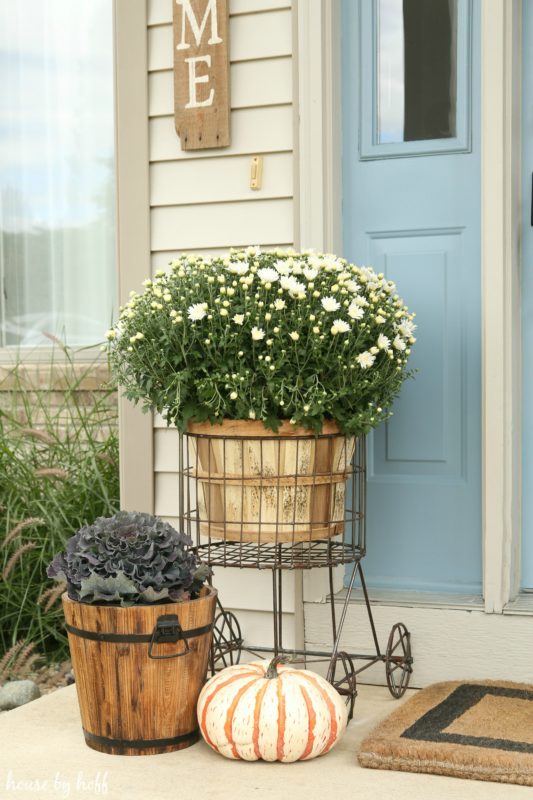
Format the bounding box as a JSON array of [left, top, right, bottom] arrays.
[[150, 105, 292, 162], [146, 0, 295, 615], [148, 10, 292, 71], [147, 0, 291, 27]]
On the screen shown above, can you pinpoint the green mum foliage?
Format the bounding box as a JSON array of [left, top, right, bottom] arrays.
[[106, 248, 417, 435]]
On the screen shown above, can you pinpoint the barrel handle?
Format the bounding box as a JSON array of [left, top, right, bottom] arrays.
[[148, 614, 190, 659]]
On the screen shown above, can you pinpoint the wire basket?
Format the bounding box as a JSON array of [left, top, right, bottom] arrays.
[[178, 420, 366, 569]]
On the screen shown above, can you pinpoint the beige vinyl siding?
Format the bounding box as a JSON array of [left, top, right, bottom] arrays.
[[150, 105, 293, 162], [147, 0, 291, 27], [149, 58, 292, 116], [148, 9, 292, 68], [151, 199, 293, 250], [151, 152, 293, 205], [146, 0, 297, 640], [150, 245, 293, 272]]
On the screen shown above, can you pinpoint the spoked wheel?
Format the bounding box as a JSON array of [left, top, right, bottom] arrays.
[[211, 609, 243, 670], [328, 651, 357, 721], [385, 622, 413, 698]]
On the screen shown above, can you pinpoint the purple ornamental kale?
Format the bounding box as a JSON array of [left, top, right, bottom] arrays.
[[47, 511, 210, 606]]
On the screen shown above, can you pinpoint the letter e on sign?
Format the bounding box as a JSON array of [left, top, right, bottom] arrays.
[[173, 0, 230, 150]]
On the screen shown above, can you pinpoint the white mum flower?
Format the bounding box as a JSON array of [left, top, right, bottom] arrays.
[[321, 296, 341, 312], [226, 262, 249, 275], [393, 336, 407, 351], [305, 255, 321, 269], [280, 276, 306, 295], [377, 334, 391, 350], [346, 280, 360, 293], [359, 266, 375, 281], [105, 329, 116, 340], [331, 319, 350, 335], [398, 319, 417, 337], [275, 260, 291, 275], [352, 295, 369, 307], [289, 331, 300, 341], [347, 303, 364, 320], [188, 303, 207, 321], [230, 391, 238, 400], [303, 267, 318, 281], [251, 326, 266, 341], [274, 298, 286, 310], [257, 267, 279, 284], [322, 256, 343, 272], [233, 314, 245, 325], [357, 351, 376, 369], [375, 315, 386, 324], [292, 280, 306, 296]]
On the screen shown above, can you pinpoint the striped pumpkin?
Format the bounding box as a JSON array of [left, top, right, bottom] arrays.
[[197, 658, 348, 762]]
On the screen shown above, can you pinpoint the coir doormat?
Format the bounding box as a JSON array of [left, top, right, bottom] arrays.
[[358, 680, 533, 786]]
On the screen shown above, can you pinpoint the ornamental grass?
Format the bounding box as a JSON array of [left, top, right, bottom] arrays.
[[0, 347, 119, 662]]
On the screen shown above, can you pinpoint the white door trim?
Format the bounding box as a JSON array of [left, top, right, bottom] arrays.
[[294, 0, 342, 255], [295, 0, 522, 612], [481, 0, 522, 612]]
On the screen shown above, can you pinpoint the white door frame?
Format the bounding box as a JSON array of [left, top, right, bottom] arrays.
[[295, 0, 522, 614]]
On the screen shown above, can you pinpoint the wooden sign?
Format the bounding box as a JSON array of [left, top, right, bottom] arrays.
[[173, 0, 230, 150]]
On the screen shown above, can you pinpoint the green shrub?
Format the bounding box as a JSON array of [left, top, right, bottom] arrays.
[[0, 346, 119, 662]]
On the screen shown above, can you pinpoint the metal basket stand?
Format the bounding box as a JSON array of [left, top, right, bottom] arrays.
[[178, 429, 413, 720]]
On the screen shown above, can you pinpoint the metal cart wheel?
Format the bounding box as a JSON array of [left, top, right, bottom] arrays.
[[329, 651, 358, 720], [211, 609, 243, 670], [385, 622, 413, 698]]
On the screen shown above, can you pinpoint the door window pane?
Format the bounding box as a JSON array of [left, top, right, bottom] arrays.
[[0, 0, 115, 347], [377, 0, 458, 143]]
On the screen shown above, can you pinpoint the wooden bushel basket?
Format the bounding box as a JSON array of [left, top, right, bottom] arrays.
[[188, 420, 355, 543], [63, 586, 217, 756]]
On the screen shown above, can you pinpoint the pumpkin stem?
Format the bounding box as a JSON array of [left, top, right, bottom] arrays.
[[265, 655, 285, 679]]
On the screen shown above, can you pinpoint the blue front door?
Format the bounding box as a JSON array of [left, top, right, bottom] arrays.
[[342, 0, 481, 592]]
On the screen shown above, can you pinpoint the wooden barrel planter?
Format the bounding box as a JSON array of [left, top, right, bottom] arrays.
[[187, 420, 355, 543], [62, 586, 217, 756]]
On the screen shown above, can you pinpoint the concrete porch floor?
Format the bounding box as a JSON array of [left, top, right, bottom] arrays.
[[1, 684, 530, 800]]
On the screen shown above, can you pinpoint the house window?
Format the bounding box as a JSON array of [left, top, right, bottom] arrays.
[[0, 0, 116, 348], [377, 0, 458, 144]]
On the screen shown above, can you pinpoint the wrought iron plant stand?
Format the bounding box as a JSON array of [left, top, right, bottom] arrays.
[[178, 425, 413, 720]]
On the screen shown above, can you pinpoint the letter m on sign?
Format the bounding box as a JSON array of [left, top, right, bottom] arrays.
[[173, 0, 230, 150]]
